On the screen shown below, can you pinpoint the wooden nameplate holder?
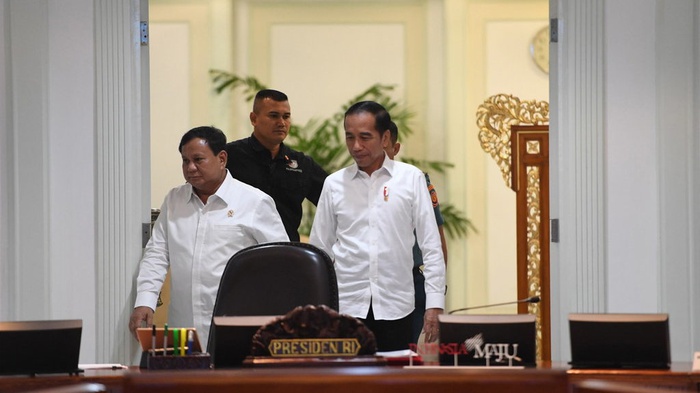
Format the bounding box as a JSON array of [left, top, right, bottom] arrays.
[[243, 305, 385, 367]]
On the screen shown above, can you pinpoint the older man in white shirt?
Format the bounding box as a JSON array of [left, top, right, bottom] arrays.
[[310, 102, 446, 351], [129, 126, 289, 349]]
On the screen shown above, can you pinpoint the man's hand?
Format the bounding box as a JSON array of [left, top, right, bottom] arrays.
[[423, 307, 443, 343], [129, 306, 154, 340]]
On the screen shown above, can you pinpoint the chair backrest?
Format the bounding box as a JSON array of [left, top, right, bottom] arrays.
[[207, 241, 338, 351]]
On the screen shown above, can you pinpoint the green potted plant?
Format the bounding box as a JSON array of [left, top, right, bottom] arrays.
[[210, 70, 475, 238]]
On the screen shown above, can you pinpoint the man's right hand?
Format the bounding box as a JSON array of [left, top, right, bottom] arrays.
[[128, 306, 154, 340]]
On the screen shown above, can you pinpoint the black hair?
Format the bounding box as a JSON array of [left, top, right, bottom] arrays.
[[344, 101, 392, 137], [178, 126, 227, 155], [388, 121, 399, 144], [253, 89, 289, 112]]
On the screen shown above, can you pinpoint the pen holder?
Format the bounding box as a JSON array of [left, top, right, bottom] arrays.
[[145, 352, 211, 370]]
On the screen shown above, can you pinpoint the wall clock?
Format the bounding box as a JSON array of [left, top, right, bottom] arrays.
[[530, 26, 549, 74]]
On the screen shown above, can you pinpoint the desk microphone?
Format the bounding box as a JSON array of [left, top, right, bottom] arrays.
[[448, 296, 541, 314]]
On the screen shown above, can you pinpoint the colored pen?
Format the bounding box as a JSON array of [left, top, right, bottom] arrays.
[[163, 323, 168, 356], [180, 328, 186, 356], [186, 330, 194, 355], [151, 324, 156, 355], [173, 328, 179, 356]]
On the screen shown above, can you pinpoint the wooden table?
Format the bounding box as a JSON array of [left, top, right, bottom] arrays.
[[0, 369, 126, 393], [124, 366, 569, 393], [565, 362, 698, 391], [1, 363, 697, 393]]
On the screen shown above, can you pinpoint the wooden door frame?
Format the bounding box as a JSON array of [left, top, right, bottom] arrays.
[[476, 94, 550, 361], [510, 124, 550, 361]]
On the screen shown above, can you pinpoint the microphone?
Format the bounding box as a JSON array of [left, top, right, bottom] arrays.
[[448, 296, 541, 314]]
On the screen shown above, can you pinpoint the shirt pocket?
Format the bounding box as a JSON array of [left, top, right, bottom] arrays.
[[207, 225, 252, 270], [210, 224, 249, 245]]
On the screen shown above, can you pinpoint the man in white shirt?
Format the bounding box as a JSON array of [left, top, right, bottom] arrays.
[[386, 120, 449, 345], [309, 101, 446, 351], [129, 126, 289, 349]]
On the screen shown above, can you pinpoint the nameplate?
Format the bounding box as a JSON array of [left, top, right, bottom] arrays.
[[269, 338, 361, 357]]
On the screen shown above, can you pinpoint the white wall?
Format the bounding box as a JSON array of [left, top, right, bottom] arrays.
[[270, 24, 406, 126], [551, 0, 700, 361], [1, 0, 97, 361], [150, 23, 190, 207], [652, 0, 700, 362], [605, 0, 660, 312], [1, 0, 148, 364], [603, 0, 699, 361], [47, 0, 98, 358], [0, 0, 8, 317]]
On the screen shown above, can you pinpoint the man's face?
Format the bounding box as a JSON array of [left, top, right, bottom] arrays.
[[250, 98, 291, 148], [181, 137, 227, 193], [344, 112, 390, 175]]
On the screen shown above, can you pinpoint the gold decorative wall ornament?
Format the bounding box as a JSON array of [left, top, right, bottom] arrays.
[[476, 95, 550, 360], [526, 165, 543, 360], [476, 94, 549, 188]]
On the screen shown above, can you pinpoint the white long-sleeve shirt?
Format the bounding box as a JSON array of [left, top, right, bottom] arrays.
[[134, 171, 289, 348], [309, 157, 445, 321]]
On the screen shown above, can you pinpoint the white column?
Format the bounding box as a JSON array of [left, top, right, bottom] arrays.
[[553, 0, 700, 362], [656, 0, 699, 363], [0, 0, 7, 319], [5, 0, 51, 321], [693, 0, 700, 359], [95, 0, 149, 364], [549, 0, 606, 361]]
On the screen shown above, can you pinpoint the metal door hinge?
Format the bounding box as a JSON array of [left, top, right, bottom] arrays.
[[140, 21, 149, 46], [550, 18, 559, 43], [551, 219, 559, 243], [142, 223, 151, 248]]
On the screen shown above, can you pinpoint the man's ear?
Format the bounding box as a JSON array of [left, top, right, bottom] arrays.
[[218, 150, 228, 167], [381, 129, 391, 148], [393, 142, 401, 156], [249, 111, 257, 126]]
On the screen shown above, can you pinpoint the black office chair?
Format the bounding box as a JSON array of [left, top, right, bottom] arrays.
[[207, 241, 338, 352]]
